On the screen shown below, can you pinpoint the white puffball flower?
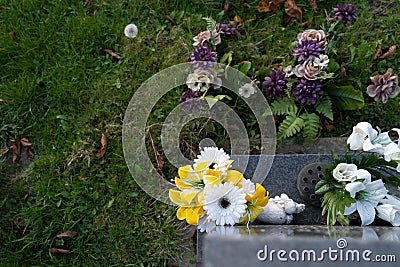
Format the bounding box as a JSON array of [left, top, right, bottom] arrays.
[[124, 24, 138, 39]]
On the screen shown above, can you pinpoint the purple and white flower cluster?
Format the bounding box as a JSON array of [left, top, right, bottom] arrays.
[[263, 29, 332, 105]]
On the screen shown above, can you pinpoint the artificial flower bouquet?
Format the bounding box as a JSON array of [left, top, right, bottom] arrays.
[[315, 122, 400, 226], [169, 147, 269, 232]]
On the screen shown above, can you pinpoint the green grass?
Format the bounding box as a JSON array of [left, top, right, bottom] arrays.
[[1, 0, 399, 266]]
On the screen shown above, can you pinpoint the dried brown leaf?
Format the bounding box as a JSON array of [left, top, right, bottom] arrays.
[[284, 0, 302, 23], [27, 148, 35, 158], [242, 3, 251, 8], [374, 47, 382, 60], [11, 138, 20, 163], [8, 32, 15, 40], [95, 132, 107, 158], [380, 45, 397, 60], [79, 177, 89, 181], [324, 119, 335, 132], [164, 15, 176, 25], [20, 137, 33, 147], [224, 0, 229, 12], [340, 66, 347, 77], [49, 248, 70, 254], [308, 0, 317, 10], [0, 99, 4, 103], [56, 231, 79, 238], [257, 0, 285, 13], [83, 0, 92, 8], [103, 49, 122, 60], [0, 147, 10, 158]]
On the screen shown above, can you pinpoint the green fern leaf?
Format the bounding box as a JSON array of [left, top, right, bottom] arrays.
[[271, 98, 298, 115], [315, 96, 333, 120], [322, 190, 355, 226], [300, 113, 321, 144], [325, 85, 364, 110], [278, 114, 304, 139]]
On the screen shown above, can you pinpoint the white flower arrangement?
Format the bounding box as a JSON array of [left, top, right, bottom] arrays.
[[315, 122, 400, 226]]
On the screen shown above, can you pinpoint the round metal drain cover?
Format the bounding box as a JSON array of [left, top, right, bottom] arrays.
[[297, 162, 328, 207]]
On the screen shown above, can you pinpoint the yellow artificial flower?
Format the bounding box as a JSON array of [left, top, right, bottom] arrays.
[[240, 183, 269, 224], [169, 189, 204, 225]]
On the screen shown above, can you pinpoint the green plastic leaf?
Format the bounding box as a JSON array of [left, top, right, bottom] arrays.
[[277, 114, 304, 139], [271, 98, 298, 115], [315, 96, 333, 120], [220, 51, 233, 66], [326, 85, 364, 110], [204, 95, 232, 108], [327, 59, 340, 73], [300, 113, 320, 144], [314, 180, 330, 195], [239, 62, 251, 75], [321, 190, 355, 226]]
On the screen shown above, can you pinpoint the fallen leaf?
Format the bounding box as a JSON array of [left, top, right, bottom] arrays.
[[164, 15, 176, 25], [380, 45, 397, 60], [242, 3, 251, 8], [0, 147, 10, 158], [224, 0, 229, 12], [0, 99, 4, 102], [95, 132, 107, 158], [340, 66, 347, 77], [257, 0, 284, 13], [56, 231, 78, 238], [79, 177, 89, 181], [8, 32, 15, 40], [374, 47, 382, 60], [149, 132, 164, 171], [20, 137, 33, 147], [324, 119, 335, 132], [83, 0, 92, 7], [49, 248, 70, 254], [308, 0, 317, 10], [103, 49, 122, 60], [11, 138, 20, 163], [284, 0, 302, 23], [27, 148, 35, 158]]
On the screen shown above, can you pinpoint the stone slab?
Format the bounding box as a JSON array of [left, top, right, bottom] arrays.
[[203, 225, 400, 267], [231, 154, 334, 224]]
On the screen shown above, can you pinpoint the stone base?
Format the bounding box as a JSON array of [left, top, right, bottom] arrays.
[[201, 225, 400, 267]]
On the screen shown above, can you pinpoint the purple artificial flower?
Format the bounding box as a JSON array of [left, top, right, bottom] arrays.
[[180, 90, 203, 114], [189, 46, 218, 68], [332, 4, 358, 25], [293, 40, 324, 64], [262, 70, 288, 98], [293, 79, 323, 105], [217, 24, 236, 36]]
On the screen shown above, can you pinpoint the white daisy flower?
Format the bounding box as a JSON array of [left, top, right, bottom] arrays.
[[194, 147, 231, 174], [124, 23, 138, 39], [203, 183, 246, 226]]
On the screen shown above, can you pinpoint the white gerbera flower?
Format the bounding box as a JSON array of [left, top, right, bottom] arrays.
[[203, 183, 246, 226], [197, 216, 216, 233], [124, 24, 138, 39], [194, 147, 231, 174]]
